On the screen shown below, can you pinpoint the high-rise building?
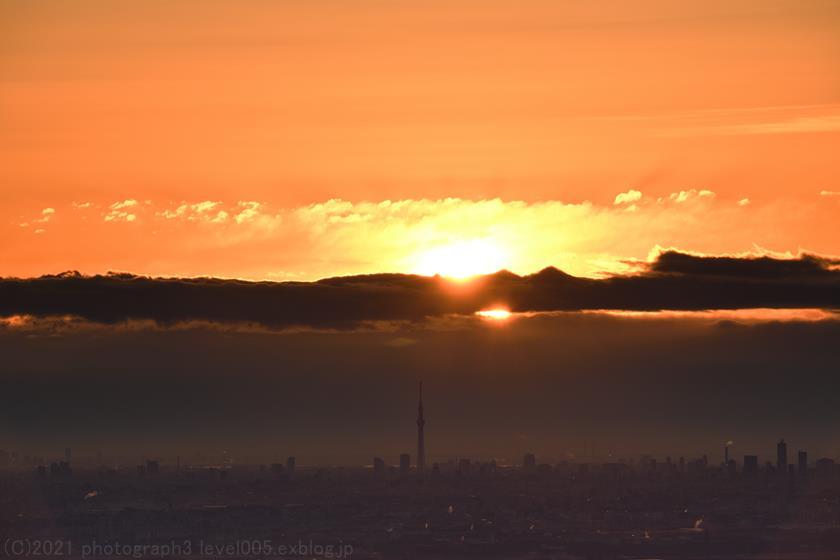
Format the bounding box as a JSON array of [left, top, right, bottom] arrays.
[[286, 456, 296, 478], [798, 451, 808, 475], [727, 459, 737, 478], [373, 457, 385, 476], [816, 457, 836, 476], [523, 453, 536, 470], [777, 439, 788, 471], [744, 455, 759, 477], [417, 381, 425, 471], [52, 461, 72, 478], [64, 447, 71, 464], [399, 453, 410, 475]]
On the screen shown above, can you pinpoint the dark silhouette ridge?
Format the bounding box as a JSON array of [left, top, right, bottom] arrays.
[[1, 250, 838, 329]]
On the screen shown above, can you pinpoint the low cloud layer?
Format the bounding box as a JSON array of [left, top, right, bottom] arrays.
[[1, 251, 838, 330]]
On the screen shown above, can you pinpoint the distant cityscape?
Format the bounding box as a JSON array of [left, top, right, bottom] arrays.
[[2, 383, 839, 478], [4, 385, 840, 558]]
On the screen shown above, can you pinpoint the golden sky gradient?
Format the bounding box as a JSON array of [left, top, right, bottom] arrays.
[[2, 0, 839, 278]]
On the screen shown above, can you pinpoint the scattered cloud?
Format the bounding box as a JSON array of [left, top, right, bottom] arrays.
[[667, 189, 715, 203], [614, 189, 642, 205], [18, 207, 56, 228], [157, 201, 227, 223], [738, 198, 751, 207], [110, 199, 138, 210], [4, 194, 836, 280], [104, 199, 139, 222], [234, 201, 262, 224]]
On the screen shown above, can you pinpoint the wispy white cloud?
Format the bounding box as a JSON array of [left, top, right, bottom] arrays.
[[652, 104, 840, 138], [706, 116, 840, 136]]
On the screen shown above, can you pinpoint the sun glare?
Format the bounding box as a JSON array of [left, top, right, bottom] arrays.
[[413, 239, 508, 279], [476, 309, 512, 321]]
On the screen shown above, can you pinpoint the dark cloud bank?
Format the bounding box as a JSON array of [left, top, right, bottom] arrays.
[[1, 251, 839, 328]]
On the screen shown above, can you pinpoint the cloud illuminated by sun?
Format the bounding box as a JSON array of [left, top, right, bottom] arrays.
[[476, 309, 512, 321], [412, 239, 509, 279]]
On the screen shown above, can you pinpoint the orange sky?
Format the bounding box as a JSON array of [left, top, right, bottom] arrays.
[[1, 0, 839, 279]]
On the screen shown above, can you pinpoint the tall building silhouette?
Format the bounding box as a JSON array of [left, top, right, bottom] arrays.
[[523, 453, 536, 470], [417, 381, 425, 471], [373, 457, 385, 477], [744, 455, 759, 477], [777, 439, 788, 471]]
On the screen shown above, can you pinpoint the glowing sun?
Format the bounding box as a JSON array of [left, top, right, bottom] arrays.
[[413, 239, 508, 279]]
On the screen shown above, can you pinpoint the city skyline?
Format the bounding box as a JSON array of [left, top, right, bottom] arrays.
[[2, 381, 837, 471]]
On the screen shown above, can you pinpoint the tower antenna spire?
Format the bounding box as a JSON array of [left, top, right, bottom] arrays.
[[417, 381, 426, 471]]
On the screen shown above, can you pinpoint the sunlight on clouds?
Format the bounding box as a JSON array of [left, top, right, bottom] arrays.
[[476, 309, 513, 321], [412, 239, 509, 279], [3, 193, 837, 280], [591, 308, 837, 322], [234, 201, 262, 224], [614, 189, 642, 205], [665, 189, 715, 204], [104, 199, 139, 223], [157, 201, 227, 223]]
